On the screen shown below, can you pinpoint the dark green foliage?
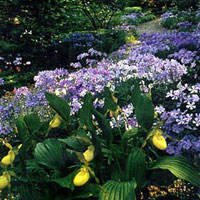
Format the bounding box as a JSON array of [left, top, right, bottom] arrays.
[[151, 156, 200, 188], [125, 148, 147, 193], [99, 179, 137, 200], [131, 80, 154, 131], [2, 82, 200, 199], [45, 92, 70, 122]]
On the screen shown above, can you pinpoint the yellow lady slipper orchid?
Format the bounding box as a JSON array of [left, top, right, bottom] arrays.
[[73, 167, 90, 186], [83, 145, 95, 162], [152, 133, 167, 150], [0, 173, 11, 190], [49, 114, 62, 128], [1, 151, 15, 166]]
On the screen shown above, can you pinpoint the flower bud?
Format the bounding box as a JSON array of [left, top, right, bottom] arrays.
[[49, 114, 62, 128], [83, 145, 94, 162], [73, 167, 90, 186]]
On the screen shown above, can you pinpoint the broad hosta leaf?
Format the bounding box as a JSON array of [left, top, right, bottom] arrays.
[[80, 93, 94, 132], [125, 148, 147, 191], [34, 139, 75, 170], [45, 92, 70, 122], [99, 179, 137, 200], [134, 94, 154, 131], [104, 87, 118, 112], [92, 108, 113, 145], [151, 156, 200, 188]]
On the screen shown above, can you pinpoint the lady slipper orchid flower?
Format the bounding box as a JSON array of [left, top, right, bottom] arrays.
[[0, 172, 11, 190], [83, 145, 95, 162], [152, 129, 167, 150], [73, 167, 90, 186], [49, 114, 62, 128]]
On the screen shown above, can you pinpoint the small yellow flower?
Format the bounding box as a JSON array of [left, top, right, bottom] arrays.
[[152, 130, 167, 150], [1, 151, 15, 166], [110, 106, 122, 118], [73, 167, 90, 186], [0, 173, 11, 190], [49, 114, 62, 128], [83, 145, 95, 162], [154, 111, 159, 119]]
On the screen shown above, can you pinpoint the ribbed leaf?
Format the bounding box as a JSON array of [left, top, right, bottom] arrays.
[[16, 115, 29, 142], [134, 94, 154, 131], [24, 114, 42, 134], [80, 93, 94, 132], [59, 137, 89, 152], [99, 179, 137, 200], [125, 148, 147, 191], [52, 171, 76, 191], [131, 79, 141, 107], [34, 139, 75, 170], [45, 92, 70, 122], [92, 108, 113, 145], [151, 156, 200, 188], [104, 87, 118, 112]]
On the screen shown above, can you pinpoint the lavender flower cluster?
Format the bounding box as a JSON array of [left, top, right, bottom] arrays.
[[1, 26, 200, 161], [121, 12, 144, 24], [161, 11, 178, 21], [59, 33, 102, 49]]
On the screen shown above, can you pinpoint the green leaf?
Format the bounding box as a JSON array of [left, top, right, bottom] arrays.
[[92, 108, 113, 146], [104, 87, 118, 112], [45, 92, 70, 122], [59, 137, 89, 152], [134, 94, 154, 131], [80, 93, 94, 132], [71, 184, 100, 199], [52, 171, 76, 191], [125, 148, 147, 193], [151, 156, 200, 188], [122, 128, 139, 140], [16, 115, 29, 142], [24, 114, 42, 134], [131, 79, 141, 107], [34, 139, 75, 170], [99, 179, 137, 200]]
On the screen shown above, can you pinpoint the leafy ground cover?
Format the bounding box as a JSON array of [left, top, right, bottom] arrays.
[[1, 2, 200, 200]]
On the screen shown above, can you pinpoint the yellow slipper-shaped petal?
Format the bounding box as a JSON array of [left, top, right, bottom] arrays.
[[1, 151, 15, 166], [83, 145, 95, 162], [49, 114, 62, 128], [0, 174, 10, 190], [152, 134, 167, 150], [73, 167, 90, 186]]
